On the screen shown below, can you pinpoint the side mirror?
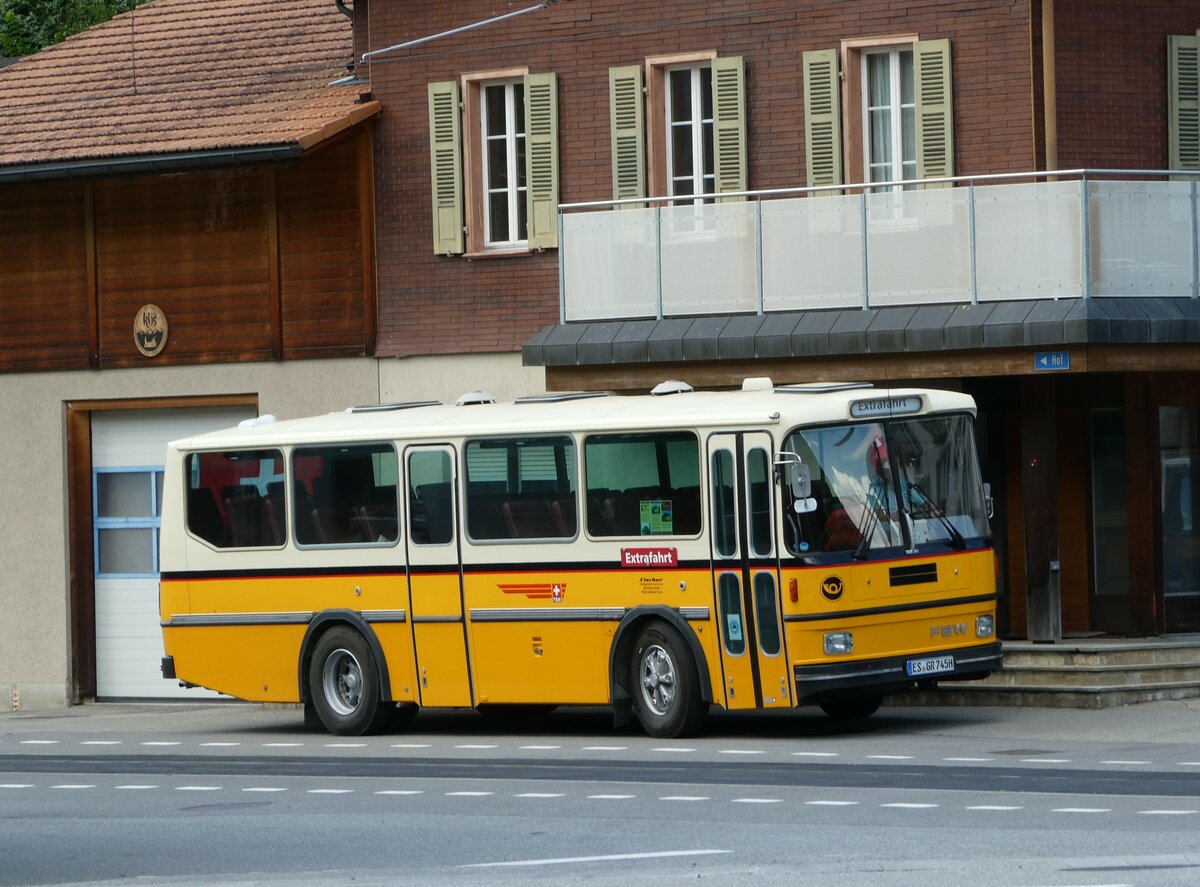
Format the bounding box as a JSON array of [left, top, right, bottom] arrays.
[[790, 462, 812, 500]]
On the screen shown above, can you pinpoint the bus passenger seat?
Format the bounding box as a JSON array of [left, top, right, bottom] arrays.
[[502, 500, 562, 538], [187, 487, 226, 546]]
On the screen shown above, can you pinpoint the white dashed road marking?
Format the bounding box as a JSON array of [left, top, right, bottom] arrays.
[[1138, 809, 1198, 815], [462, 849, 732, 869], [732, 798, 782, 804]]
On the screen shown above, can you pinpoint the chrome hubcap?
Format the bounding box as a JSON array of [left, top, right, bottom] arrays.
[[639, 644, 675, 716], [322, 648, 363, 717]]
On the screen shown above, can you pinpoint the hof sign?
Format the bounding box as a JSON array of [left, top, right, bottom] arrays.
[[134, 304, 168, 357]]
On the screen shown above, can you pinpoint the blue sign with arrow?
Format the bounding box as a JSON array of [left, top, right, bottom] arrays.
[[1034, 351, 1070, 371]]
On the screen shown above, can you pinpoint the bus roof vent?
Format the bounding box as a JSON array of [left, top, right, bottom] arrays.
[[775, 381, 874, 395], [742, 377, 774, 391], [456, 390, 497, 406], [348, 400, 440, 413], [650, 379, 694, 396], [514, 391, 609, 404], [238, 414, 277, 429]]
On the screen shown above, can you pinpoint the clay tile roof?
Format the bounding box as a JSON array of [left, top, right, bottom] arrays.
[[0, 0, 379, 178]]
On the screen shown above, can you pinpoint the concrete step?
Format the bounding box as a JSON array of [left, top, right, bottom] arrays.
[[892, 635, 1200, 708]]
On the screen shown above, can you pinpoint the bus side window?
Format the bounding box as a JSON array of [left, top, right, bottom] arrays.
[[185, 450, 284, 549], [408, 449, 454, 546], [465, 437, 576, 541], [583, 431, 700, 538], [294, 444, 399, 546]]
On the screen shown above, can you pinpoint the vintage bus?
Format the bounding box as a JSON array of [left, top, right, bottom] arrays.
[[159, 378, 1001, 737]]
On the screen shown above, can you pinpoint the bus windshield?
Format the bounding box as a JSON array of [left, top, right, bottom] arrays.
[[782, 413, 989, 558]]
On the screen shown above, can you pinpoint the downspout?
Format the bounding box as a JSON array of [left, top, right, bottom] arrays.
[[1042, 0, 1058, 172], [335, 0, 356, 80]]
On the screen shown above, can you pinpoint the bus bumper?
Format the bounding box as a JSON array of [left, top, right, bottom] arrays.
[[794, 641, 1002, 705]]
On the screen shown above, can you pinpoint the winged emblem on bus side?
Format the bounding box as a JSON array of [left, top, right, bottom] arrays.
[[498, 583, 566, 602]]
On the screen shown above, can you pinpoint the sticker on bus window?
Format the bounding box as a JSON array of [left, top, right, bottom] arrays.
[[727, 614, 743, 642], [639, 499, 673, 535]]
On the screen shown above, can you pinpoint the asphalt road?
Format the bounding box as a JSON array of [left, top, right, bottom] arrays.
[[3, 700, 1200, 886]]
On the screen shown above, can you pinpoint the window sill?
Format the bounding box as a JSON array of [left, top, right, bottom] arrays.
[[465, 247, 532, 260]]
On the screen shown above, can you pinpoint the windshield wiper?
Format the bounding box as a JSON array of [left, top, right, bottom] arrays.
[[906, 482, 966, 551]]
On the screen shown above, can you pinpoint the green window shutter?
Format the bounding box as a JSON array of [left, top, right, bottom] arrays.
[[427, 81, 463, 254], [609, 65, 645, 204], [1169, 35, 1200, 172], [712, 55, 747, 200], [803, 48, 842, 193], [914, 38, 954, 187], [525, 72, 559, 249]]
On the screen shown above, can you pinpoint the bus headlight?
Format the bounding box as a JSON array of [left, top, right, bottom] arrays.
[[824, 632, 854, 655], [975, 615, 995, 638]]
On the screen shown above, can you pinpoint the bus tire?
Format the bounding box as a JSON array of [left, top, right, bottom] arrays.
[[630, 622, 705, 738], [819, 695, 882, 721], [308, 626, 389, 736]]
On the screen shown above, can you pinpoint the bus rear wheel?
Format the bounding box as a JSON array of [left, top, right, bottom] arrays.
[[630, 622, 705, 738], [308, 626, 390, 736], [819, 695, 882, 721]]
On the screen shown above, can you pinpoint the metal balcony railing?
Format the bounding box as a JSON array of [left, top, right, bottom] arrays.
[[556, 170, 1200, 324]]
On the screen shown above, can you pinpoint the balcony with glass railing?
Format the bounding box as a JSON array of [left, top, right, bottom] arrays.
[[557, 171, 1200, 324]]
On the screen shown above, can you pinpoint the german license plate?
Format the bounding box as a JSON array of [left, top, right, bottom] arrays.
[[906, 655, 955, 677]]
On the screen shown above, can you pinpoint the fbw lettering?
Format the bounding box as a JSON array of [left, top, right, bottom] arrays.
[[930, 623, 967, 638]]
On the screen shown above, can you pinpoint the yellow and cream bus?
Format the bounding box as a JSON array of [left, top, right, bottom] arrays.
[[159, 378, 1001, 737]]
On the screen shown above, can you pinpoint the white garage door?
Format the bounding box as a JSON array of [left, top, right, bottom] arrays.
[[92, 406, 256, 699]]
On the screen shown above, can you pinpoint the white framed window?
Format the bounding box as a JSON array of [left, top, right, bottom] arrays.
[[481, 80, 528, 247], [428, 71, 558, 255], [863, 48, 916, 191], [665, 65, 715, 204]]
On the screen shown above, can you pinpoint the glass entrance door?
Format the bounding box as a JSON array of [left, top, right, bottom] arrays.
[[708, 432, 791, 711]]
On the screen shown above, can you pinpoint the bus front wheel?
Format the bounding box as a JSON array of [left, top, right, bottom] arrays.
[[630, 622, 705, 738], [308, 626, 389, 736]]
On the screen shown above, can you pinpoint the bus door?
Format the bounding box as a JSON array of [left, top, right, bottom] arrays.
[[708, 432, 791, 711], [404, 445, 474, 707]]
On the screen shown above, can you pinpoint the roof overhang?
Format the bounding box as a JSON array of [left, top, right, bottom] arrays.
[[0, 98, 381, 185], [525, 299, 1200, 368]]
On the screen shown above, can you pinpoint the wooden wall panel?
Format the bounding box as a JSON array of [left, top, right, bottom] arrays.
[[1056, 409, 1091, 632], [1, 127, 373, 375], [0, 181, 90, 371], [277, 137, 366, 359], [93, 170, 273, 368], [1004, 410, 1028, 637]]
